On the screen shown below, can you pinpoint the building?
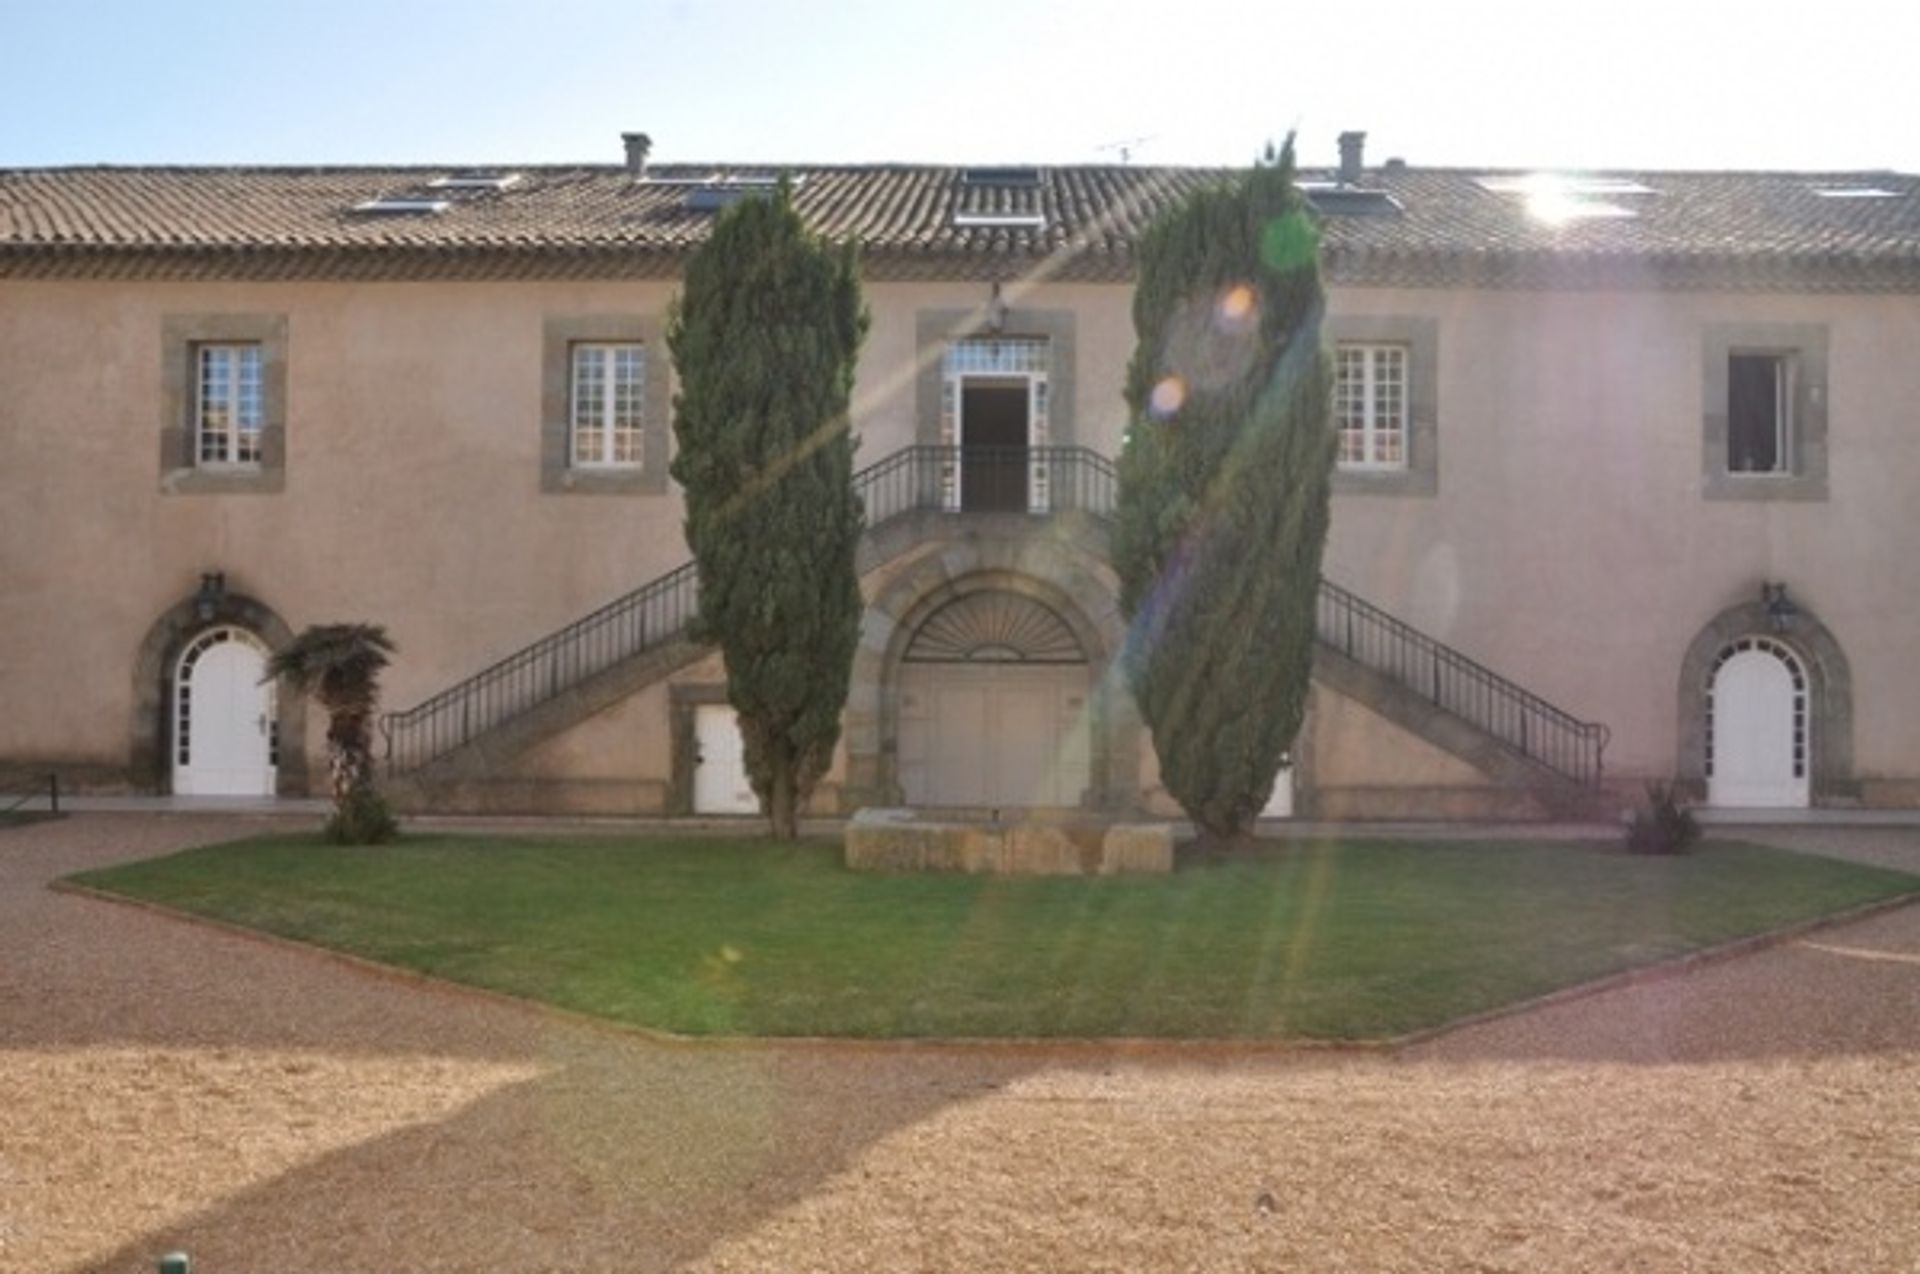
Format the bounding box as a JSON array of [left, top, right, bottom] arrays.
[[2, 133, 1916, 818]]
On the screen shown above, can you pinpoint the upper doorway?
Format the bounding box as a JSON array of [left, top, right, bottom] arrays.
[[940, 337, 1052, 513], [960, 379, 1029, 511]]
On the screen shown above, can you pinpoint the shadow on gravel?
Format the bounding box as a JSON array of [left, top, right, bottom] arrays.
[[77, 1040, 1058, 1274]]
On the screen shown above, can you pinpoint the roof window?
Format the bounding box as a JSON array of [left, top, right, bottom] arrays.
[[1299, 182, 1402, 216], [952, 211, 1047, 229], [350, 196, 451, 216], [1476, 175, 1659, 197], [428, 171, 523, 191], [961, 167, 1042, 188], [1809, 184, 1902, 199]]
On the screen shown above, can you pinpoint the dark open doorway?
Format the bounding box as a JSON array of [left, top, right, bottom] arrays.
[[960, 379, 1028, 511]]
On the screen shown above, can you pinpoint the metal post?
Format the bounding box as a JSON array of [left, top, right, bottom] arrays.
[[49, 772, 60, 815]]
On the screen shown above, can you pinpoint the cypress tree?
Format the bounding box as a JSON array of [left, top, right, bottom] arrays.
[[1112, 139, 1334, 845], [668, 181, 869, 839]]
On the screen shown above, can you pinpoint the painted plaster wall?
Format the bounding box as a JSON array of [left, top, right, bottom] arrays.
[[3, 272, 1916, 801], [1319, 286, 1920, 785]]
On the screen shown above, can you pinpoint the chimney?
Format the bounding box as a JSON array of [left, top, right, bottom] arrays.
[[1338, 131, 1366, 185], [622, 132, 652, 180]]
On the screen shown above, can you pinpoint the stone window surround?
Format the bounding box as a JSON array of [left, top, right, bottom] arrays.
[[159, 313, 288, 495], [1324, 314, 1439, 497], [130, 586, 308, 796], [1701, 322, 1829, 502], [914, 307, 1077, 447], [541, 315, 672, 494]]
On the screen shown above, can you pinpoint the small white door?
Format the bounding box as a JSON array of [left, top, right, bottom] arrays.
[[173, 628, 276, 796], [1261, 756, 1294, 819], [1709, 643, 1809, 808], [693, 705, 758, 815]]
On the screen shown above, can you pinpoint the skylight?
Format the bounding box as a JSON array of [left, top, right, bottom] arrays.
[[429, 171, 523, 191], [1810, 184, 1902, 199], [641, 172, 792, 189], [952, 212, 1047, 229], [961, 167, 1042, 188], [1475, 174, 1652, 225], [1476, 175, 1659, 197], [1300, 184, 1402, 216], [351, 197, 451, 216]]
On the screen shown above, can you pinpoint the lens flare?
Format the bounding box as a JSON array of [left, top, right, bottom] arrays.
[[1149, 375, 1187, 420], [1215, 283, 1257, 334], [1159, 294, 1258, 392]]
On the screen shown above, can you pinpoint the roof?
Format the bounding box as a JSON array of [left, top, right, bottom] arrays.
[[3, 162, 1919, 290]]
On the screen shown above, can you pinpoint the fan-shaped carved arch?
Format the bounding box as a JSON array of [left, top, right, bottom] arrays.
[[904, 591, 1085, 664]]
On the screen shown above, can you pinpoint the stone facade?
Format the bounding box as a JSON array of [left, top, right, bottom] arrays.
[[2, 254, 1916, 817]]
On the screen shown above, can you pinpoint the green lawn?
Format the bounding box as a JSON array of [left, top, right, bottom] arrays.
[[69, 833, 1918, 1040]]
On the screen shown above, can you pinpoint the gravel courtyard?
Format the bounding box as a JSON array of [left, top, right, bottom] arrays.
[[4, 815, 1916, 1272]]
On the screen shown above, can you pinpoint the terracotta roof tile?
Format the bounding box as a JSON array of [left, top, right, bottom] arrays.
[[3, 162, 1917, 289]]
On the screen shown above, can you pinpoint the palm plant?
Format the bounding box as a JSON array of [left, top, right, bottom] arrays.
[[265, 623, 398, 843]]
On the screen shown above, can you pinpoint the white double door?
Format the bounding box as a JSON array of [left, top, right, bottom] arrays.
[[174, 629, 277, 796], [898, 663, 1091, 809]]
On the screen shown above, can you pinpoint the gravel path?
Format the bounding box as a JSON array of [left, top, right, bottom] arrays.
[[3, 815, 1916, 1272]]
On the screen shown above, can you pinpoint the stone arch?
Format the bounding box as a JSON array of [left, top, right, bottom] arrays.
[[1677, 594, 1853, 804], [131, 588, 308, 796], [844, 534, 1140, 810]]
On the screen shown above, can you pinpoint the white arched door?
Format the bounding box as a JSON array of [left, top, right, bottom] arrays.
[[173, 628, 277, 796], [1708, 638, 1808, 808]]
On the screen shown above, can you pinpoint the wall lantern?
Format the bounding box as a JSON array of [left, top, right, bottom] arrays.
[[984, 281, 1008, 335], [193, 571, 228, 623], [1761, 581, 1797, 632]]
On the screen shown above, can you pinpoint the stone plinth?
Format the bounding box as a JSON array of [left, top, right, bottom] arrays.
[[846, 809, 1173, 875]]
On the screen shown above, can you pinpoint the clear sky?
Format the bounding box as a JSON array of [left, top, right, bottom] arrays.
[[4, 0, 1916, 174]]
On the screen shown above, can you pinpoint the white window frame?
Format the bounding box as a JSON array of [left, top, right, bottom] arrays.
[[195, 343, 264, 468], [1726, 351, 1794, 477], [938, 337, 1052, 513], [569, 342, 646, 470], [1334, 342, 1408, 471]]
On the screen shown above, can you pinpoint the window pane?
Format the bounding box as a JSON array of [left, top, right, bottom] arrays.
[[1334, 343, 1407, 469], [1728, 354, 1783, 473], [571, 343, 644, 468]]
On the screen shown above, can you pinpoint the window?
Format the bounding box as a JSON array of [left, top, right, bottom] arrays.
[[159, 314, 287, 495], [1701, 323, 1827, 501], [1334, 343, 1407, 469], [1322, 316, 1437, 495], [569, 343, 645, 468], [195, 344, 264, 466], [1727, 353, 1790, 474], [541, 316, 669, 494]]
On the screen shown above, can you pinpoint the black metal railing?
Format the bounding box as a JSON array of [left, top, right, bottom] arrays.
[[382, 562, 698, 774], [855, 444, 1117, 524], [381, 446, 1118, 774], [1, 772, 61, 820], [383, 441, 1606, 789], [1316, 581, 1610, 786]]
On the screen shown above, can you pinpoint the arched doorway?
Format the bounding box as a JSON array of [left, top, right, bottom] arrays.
[[1707, 636, 1808, 808], [173, 627, 277, 796], [896, 590, 1091, 808]]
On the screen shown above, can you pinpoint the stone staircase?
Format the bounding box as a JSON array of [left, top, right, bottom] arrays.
[[381, 445, 1610, 814]]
